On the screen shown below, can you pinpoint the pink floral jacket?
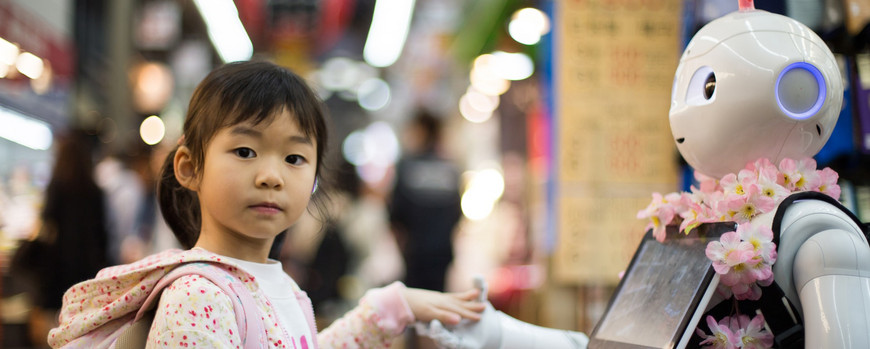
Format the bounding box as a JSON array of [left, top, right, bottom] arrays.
[[48, 248, 415, 348]]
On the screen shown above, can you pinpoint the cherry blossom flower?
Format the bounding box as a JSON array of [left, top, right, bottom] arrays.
[[720, 173, 741, 197], [665, 192, 688, 214], [735, 183, 777, 223], [705, 190, 730, 221], [757, 273, 774, 287], [737, 222, 776, 265], [726, 185, 777, 223], [779, 158, 820, 191], [637, 192, 680, 242], [817, 167, 841, 200], [679, 192, 714, 234], [755, 167, 790, 202], [706, 232, 755, 276], [696, 171, 722, 194], [745, 255, 774, 283], [745, 158, 778, 179], [778, 158, 802, 190], [731, 281, 763, 301], [706, 231, 765, 300], [735, 314, 774, 349], [697, 315, 740, 349], [714, 280, 762, 301], [719, 258, 760, 288], [698, 314, 773, 349]]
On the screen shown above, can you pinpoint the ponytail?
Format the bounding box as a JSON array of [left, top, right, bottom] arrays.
[[157, 147, 201, 249]]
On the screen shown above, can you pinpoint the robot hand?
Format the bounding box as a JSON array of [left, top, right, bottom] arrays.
[[414, 303, 503, 349], [415, 277, 589, 349]]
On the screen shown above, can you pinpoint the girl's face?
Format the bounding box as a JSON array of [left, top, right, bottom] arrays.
[[193, 109, 317, 259]]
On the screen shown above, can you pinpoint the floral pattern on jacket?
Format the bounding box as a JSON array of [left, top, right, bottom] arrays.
[[48, 248, 415, 348]]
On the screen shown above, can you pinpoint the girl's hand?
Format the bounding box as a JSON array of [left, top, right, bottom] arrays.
[[401, 287, 487, 325]]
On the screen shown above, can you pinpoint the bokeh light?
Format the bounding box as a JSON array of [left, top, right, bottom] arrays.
[[508, 7, 550, 45], [460, 168, 505, 220], [357, 78, 391, 111], [139, 115, 166, 145]]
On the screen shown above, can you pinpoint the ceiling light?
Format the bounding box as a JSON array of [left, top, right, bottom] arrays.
[[193, 0, 253, 63], [363, 0, 416, 67], [0, 105, 53, 150]]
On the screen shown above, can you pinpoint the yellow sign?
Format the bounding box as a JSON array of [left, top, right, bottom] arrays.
[[553, 0, 682, 284]]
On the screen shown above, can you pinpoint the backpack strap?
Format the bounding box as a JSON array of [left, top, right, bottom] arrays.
[[132, 262, 267, 348], [771, 191, 869, 246]]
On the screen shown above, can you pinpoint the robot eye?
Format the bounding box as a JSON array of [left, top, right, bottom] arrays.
[[685, 66, 716, 105], [775, 62, 826, 120], [704, 73, 716, 100]]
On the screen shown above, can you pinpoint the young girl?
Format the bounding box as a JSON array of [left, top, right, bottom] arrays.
[[48, 60, 484, 348]]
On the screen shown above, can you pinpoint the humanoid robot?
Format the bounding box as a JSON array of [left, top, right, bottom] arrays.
[[418, 1, 870, 348]]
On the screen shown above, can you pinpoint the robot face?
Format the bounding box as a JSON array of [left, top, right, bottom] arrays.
[[668, 10, 843, 179]]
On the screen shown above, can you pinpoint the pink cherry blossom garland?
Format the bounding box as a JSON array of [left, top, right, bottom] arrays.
[[637, 157, 841, 348]]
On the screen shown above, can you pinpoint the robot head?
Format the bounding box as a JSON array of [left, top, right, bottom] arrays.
[[669, 9, 843, 179]]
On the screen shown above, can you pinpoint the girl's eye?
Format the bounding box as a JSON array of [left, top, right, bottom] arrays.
[[285, 155, 306, 165], [233, 148, 256, 158]]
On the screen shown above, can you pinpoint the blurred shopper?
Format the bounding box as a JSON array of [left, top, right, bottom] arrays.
[[97, 140, 180, 266], [337, 161, 404, 292], [389, 109, 462, 292], [305, 161, 405, 325], [95, 145, 146, 265], [26, 130, 109, 347]]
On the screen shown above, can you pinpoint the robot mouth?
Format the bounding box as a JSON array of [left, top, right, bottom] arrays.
[[676, 137, 685, 144]]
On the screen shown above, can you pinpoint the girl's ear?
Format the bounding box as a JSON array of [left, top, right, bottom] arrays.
[[174, 145, 199, 191]]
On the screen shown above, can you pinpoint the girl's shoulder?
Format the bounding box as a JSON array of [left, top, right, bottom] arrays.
[[157, 273, 240, 325], [149, 274, 243, 347], [149, 261, 275, 348]]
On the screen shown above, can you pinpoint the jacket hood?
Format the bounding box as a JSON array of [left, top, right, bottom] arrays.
[[47, 248, 257, 348]]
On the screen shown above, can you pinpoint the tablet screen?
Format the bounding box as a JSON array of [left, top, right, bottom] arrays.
[[589, 222, 734, 349]]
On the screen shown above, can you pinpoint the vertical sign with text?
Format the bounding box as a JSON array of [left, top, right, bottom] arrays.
[[553, 0, 682, 284]]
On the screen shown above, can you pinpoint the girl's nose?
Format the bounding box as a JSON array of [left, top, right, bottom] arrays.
[[256, 162, 284, 189]]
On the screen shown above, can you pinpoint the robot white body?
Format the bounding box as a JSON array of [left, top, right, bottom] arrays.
[[418, 5, 870, 349], [673, 7, 870, 347], [771, 199, 870, 347]]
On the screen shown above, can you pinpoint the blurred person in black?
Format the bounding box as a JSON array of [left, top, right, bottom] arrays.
[[389, 109, 462, 292], [25, 129, 109, 346]]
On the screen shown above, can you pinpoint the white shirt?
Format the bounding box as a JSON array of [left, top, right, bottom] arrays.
[[221, 255, 314, 344]]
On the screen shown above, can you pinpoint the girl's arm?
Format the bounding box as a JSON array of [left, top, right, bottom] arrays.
[[318, 281, 484, 348]]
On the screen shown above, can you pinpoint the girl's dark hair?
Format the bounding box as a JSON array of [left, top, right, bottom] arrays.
[[158, 60, 330, 249]]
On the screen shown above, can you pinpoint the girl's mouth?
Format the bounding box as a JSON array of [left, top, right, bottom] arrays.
[[250, 203, 282, 214]]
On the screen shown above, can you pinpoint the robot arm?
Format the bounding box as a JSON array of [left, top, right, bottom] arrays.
[[416, 304, 589, 349], [495, 310, 590, 349], [416, 277, 588, 349], [793, 229, 870, 347], [776, 198, 870, 347]]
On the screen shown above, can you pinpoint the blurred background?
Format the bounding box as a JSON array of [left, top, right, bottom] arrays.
[[0, 0, 868, 347]]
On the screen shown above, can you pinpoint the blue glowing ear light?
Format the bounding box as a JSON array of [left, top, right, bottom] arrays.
[[775, 62, 826, 120]]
